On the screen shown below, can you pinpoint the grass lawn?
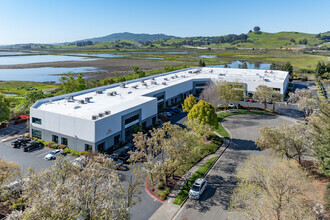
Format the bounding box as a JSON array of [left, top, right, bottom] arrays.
[[0, 81, 58, 96], [173, 156, 218, 205], [215, 110, 275, 138]]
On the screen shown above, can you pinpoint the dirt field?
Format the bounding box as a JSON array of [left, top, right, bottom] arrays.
[[0, 58, 184, 80]]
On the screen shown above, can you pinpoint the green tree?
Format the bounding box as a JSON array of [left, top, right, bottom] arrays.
[[0, 93, 10, 123], [253, 85, 272, 110], [255, 123, 312, 164], [132, 66, 145, 78], [182, 94, 197, 112], [242, 62, 248, 69], [188, 100, 218, 129], [199, 60, 206, 67], [217, 80, 242, 108], [282, 62, 293, 80], [230, 155, 316, 220], [253, 26, 261, 32], [103, 78, 115, 85], [76, 73, 87, 91], [308, 101, 330, 176]]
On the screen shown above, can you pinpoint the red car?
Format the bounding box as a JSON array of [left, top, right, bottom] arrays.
[[249, 99, 254, 103], [14, 115, 29, 125]]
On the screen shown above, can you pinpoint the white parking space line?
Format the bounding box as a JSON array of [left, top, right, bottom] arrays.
[[36, 151, 52, 158]]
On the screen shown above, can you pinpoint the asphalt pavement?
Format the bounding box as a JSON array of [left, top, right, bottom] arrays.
[[174, 114, 293, 220]]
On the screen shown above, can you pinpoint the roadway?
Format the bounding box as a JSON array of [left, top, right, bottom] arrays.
[[174, 114, 293, 220]]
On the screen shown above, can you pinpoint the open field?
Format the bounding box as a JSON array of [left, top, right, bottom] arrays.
[[0, 81, 58, 95]]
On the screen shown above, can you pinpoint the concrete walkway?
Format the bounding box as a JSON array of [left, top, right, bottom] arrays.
[[150, 133, 229, 220]]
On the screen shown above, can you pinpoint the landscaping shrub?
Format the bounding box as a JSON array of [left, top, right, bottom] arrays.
[[174, 156, 218, 205], [156, 182, 164, 189], [57, 144, 67, 149], [63, 148, 80, 157], [49, 143, 58, 149], [80, 151, 88, 156], [47, 141, 55, 147], [157, 191, 167, 201]]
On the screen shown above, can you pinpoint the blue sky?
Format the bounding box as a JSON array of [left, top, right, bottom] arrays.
[[1, 0, 329, 44]]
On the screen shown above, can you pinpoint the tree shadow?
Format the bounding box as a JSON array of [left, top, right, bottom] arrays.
[[229, 138, 261, 151]]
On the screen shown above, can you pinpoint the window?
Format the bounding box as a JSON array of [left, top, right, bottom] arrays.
[[85, 144, 92, 151], [114, 135, 120, 145], [52, 135, 58, 143], [152, 117, 156, 125], [32, 117, 42, 125], [124, 114, 139, 125], [157, 95, 164, 100], [32, 129, 41, 139], [273, 88, 281, 91], [97, 142, 105, 152], [195, 82, 206, 87], [61, 137, 68, 146]]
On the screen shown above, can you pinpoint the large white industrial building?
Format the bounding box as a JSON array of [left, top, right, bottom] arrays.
[[30, 67, 289, 152]]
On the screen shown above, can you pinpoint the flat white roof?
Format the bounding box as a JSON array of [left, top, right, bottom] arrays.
[[36, 67, 288, 120]]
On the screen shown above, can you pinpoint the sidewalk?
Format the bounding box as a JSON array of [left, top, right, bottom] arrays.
[[150, 132, 229, 220]]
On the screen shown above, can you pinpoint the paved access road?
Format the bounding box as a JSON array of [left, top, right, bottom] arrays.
[[175, 114, 292, 220]]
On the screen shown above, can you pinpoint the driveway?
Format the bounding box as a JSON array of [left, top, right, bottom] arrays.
[[174, 114, 292, 220]]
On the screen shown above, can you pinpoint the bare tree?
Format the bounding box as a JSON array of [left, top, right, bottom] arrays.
[[230, 155, 317, 220], [199, 82, 219, 107]]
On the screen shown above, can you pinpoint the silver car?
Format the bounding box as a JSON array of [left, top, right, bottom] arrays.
[[189, 178, 207, 199]]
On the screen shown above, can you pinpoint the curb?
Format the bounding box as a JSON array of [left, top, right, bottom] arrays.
[[171, 129, 232, 220], [145, 178, 165, 203]]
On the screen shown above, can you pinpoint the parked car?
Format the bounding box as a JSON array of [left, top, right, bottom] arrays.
[[23, 141, 42, 152], [108, 154, 124, 169], [118, 153, 130, 164], [249, 99, 254, 103], [244, 98, 249, 102], [0, 122, 8, 129], [165, 112, 172, 117], [228, 110, 236, 113], [44, 149, 63, 160], [267, 100, 273, 104], [73, 156, 87, 167], [170, 107, 181, 113], [11, 138, 30, 148], [189, 178, 207, 200], [14, 115, 29, 125], [228, 103, 235, 108]]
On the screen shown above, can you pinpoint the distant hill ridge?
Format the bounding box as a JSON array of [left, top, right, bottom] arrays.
[[80, 32, 176, 43]]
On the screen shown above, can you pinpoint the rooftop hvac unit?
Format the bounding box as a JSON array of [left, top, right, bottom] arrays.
[[140, 80, 145, 83], [265, 70, 268, 73], [175, 74, 179, 78], [107, 91, 117, 96], [181, 75, 187, 78], [92, 115, 98, 120], [85, 97, 91, 103], [120, 83, 126, 88], [151, 78, 155, 80], [96, 90, 103, 94], [164, 78, 168, 81], [78, 100, 85, 104], [171, 76, 175, 79], [188, 71, 193, 73], [105, 110, 111, 115], [49, 100, 52, 104], [142, 82, 148, 87], [270, 70, 273, 73], [162, 82, 167, 85], [131, 85, 138, 89], [151, 81, 157, 85], [98, 113, 104, 117], [74, 106, 81, 109], [128, 91, 132, 94]]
